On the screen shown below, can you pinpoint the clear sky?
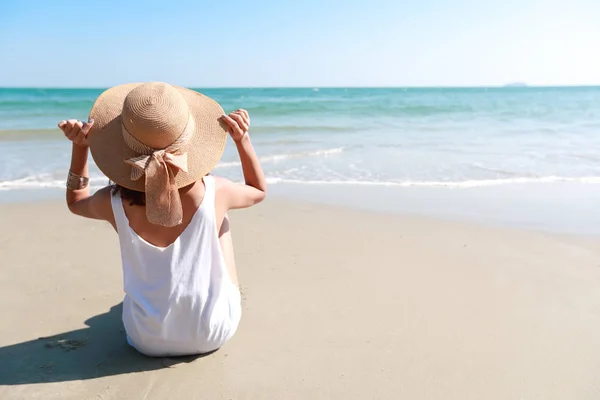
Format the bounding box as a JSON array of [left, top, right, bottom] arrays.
[[1, 0, 600, 87]]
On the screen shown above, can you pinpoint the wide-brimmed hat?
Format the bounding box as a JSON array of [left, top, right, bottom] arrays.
[[88, 82, 227, 227]]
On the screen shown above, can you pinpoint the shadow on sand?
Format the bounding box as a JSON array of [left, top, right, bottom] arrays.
[[0, 303, 213, 385]]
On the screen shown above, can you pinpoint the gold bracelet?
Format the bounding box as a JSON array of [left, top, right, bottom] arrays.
[[66, 171, 90, 190]]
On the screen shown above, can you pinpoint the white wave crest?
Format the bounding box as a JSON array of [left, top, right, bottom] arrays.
[[214, 147, 344, 169], [3, 173, 600, 191], [0, 174, 108, 190]]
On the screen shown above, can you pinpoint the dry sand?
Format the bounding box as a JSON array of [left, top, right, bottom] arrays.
[[1, 199, 600, 399]]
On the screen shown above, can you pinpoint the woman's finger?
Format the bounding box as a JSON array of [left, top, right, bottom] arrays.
[[238, 109, 250, 125], [235, 110, 250, 126], [71, 121, 83, 138], [64, 121, 73, 133], [80, 118, 95, 136], [229, 113, 248, 131], [65, 120, 82, 140], [221, 114, 243, 136], [221, 114, 238, 129], [64, 119, 78, 134], [77, 118, 95, 143]]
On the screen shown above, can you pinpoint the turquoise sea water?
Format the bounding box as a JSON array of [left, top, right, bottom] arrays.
[[1, 87, 600, 233]]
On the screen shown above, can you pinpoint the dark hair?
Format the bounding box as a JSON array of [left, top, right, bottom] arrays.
[[109, 173, 209, 206], [111, 182, 146, 206]]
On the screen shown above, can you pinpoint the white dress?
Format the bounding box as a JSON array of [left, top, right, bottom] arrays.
[[110, 175, 242, 356]]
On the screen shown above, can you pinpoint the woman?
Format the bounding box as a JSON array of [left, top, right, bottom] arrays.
[[58, 82, 266, 357]]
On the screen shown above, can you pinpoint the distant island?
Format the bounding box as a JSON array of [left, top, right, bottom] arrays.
[[504, 82, 529, 87]]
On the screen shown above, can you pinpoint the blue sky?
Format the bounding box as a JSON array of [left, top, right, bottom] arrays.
[[1, 0, 599, 87]]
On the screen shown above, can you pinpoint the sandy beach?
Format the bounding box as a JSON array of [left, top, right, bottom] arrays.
[[1, 199, 600, 399]]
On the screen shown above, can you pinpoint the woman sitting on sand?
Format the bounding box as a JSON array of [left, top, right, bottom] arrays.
[[58, 82, 266, 357]]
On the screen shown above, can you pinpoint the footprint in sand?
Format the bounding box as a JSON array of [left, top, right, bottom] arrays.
[[43, 337, 87, 352]]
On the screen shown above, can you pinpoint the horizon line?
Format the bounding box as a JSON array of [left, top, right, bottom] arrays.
[[2, 84, 600, 90]]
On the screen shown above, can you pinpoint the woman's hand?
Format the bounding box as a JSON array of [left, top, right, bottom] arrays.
[[216, 107, 266, 211], [58, 118, 94, 147], [221, 109, 250, 143]]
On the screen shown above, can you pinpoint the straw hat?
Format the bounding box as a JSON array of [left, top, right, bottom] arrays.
[[88, 82, 227, 227]]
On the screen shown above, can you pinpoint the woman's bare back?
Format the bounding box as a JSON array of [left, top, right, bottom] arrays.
[[122, 180, 207, 248]]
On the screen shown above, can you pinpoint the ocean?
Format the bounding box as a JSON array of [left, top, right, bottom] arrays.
[[2, 87, 600, 234]]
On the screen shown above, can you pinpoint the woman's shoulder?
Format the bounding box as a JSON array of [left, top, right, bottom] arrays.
[[208, 175, 233, 191], [85, 185, 116, 225], [206, 175, 234, 210]]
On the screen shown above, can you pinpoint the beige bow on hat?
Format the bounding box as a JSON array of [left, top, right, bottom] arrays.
[[123, 118, 194, 227]]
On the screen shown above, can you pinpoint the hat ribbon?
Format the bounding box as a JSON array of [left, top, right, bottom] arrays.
[[122, 115, 194, 227]]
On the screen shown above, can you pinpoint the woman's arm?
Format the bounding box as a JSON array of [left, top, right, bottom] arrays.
[[59, 119, 112, 221], [66, 140, 91, 212], [219, 110, 267, 209]]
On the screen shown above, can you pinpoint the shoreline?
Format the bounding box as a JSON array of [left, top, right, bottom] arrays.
[[1, 199, 600, 399], [3, 179, 600, 237]]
